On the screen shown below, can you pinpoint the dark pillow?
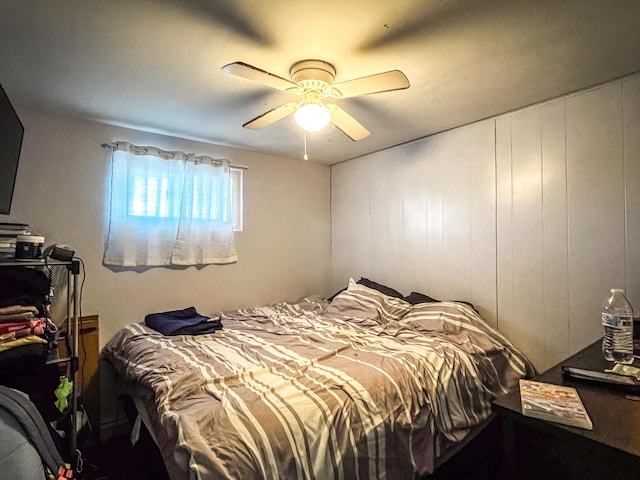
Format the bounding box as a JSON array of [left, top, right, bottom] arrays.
[[455, 300, 479, 313], [356, 278, 404, 299], [403, 291, 439, 305], [327, 287, 347, 302]]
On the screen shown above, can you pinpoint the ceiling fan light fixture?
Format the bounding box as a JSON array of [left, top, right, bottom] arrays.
[[294, 101, 331, 132], [223, 59, 409, 140]]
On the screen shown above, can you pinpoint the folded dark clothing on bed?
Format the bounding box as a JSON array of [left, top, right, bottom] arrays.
[[171, 320, 222, 336], [144, 307, 222, 336]]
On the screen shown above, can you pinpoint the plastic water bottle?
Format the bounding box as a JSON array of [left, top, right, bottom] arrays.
[[601, 288, 635, 364]]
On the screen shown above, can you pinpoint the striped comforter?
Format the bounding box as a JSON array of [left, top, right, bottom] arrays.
[[102, 292, 533, 480]]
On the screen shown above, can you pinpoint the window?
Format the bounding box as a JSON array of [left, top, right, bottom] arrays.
[[126, 165, 243, 230], [103, 143, 243, 267]]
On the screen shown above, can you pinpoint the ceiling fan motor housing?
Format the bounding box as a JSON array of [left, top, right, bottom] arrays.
[[290, 60, 336, 91]]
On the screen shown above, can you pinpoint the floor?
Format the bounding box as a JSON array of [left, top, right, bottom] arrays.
[[79, 415, 170, 480], [79, 434, 152, 480], [73, 393, 169, 480], [426, 417, 502, 480]]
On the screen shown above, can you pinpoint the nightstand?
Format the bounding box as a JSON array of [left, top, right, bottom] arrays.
[[492, 340, 640, 480]]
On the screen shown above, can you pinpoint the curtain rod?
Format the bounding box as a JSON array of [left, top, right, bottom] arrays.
[[101, 142, 248, 170]]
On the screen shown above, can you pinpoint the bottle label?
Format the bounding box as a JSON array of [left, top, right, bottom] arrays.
[[602, 313, 630, 329]]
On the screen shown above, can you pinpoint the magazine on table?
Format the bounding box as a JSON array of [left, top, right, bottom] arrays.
[[519, 379, 593, 430]]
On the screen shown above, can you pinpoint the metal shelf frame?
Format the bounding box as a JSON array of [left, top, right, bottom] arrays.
[[0, 257, 81, 464]]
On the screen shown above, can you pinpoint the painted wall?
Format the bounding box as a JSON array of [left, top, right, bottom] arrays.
[[3, 109, 332, 346], [331, 74, 640, 372]]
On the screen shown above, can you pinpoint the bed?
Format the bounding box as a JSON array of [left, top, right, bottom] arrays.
[[102, 279, 534, 480]]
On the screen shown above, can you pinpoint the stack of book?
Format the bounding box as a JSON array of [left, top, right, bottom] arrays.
[[0, 223, 32, 258], [519, 379, 593, 430]]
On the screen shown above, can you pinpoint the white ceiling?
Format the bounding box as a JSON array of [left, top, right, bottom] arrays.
[[1, 0, 639, 165]]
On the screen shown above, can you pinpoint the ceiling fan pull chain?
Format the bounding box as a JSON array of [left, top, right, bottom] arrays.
[[303, 131, 309, 161]]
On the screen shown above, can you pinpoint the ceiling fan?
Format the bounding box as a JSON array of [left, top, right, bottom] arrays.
[[222, 60, 410, 141]]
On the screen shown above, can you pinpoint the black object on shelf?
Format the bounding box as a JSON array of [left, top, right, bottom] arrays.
[[561, 366, 640, 393]]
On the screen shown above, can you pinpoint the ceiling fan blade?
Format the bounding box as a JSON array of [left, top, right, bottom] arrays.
[[331, 70, 410, 99], [222, 62, 299, 93], [328, 105, 370, 141], [243, 103, 297, 130]]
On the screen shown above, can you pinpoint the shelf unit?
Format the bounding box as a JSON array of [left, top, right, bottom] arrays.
[[0, 257, 81, 464]]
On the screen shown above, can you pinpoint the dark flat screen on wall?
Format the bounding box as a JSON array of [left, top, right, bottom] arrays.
[[0, 83, 24, 215]]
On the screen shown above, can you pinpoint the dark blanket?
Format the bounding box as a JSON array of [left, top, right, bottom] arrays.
[[144, 307, 222, 336]]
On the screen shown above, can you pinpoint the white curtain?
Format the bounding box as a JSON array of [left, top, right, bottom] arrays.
[[103, 146, 237, 267]]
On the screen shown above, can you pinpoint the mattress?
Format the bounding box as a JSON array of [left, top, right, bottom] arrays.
[[102, 289, 534, 480]]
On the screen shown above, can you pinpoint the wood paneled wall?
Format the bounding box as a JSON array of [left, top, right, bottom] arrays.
[[331, 74, 640, 371]]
